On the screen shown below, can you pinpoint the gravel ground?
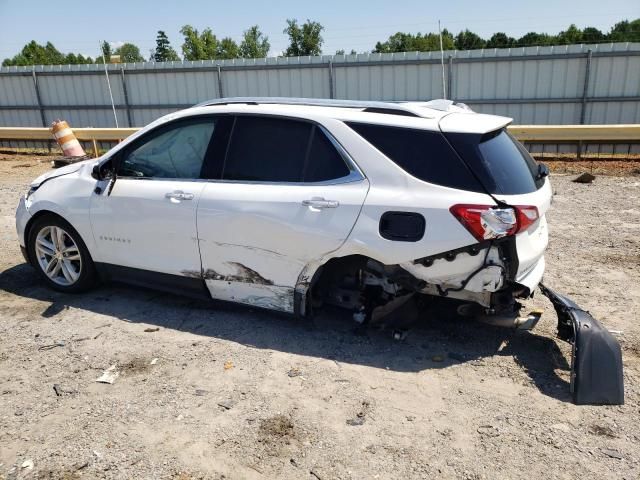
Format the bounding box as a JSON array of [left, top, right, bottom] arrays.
[[0, 156, 639, 480]]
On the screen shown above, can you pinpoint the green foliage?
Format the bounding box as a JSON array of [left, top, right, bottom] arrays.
[[180, 25, 219, 60], [374, 30, 454, 53], [239, 25, 270, 58], [283, 19, 324, 56], [114, 43, 144, 63], [486, 32, 516, 49], [153, 31, 180, 62], [2, 40, 92, 66], [217, 37, 240, 59], [455, 29, 486, 50], [2, 18, 639, 67], [335, 49, 358, 55]]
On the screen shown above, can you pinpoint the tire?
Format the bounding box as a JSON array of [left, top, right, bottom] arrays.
[[27, 214, 97, 293]]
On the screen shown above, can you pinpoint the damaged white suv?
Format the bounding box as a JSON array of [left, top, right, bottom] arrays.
[[16, 97, 551, 323]]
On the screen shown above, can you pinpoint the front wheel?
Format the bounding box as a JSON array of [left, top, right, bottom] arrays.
[[27, 215, 97, 293]]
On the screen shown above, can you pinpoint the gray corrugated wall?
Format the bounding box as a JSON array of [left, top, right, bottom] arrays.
[[0, 43, 638, 128]]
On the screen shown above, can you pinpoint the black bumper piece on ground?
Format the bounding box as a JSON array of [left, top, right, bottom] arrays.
[[539, 284, 624, 405]]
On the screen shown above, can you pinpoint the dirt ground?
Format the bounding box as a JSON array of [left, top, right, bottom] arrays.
[[0, 155, 639, 480]]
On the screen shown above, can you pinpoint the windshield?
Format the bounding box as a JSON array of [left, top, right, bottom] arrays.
[[445, 129, 544, 195]]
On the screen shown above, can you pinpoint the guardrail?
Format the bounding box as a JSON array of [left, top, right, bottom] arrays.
[[0, 124, 639, 158]]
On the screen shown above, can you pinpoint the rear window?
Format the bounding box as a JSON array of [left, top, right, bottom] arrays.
[[346, 122, 483, 192], [445, 130, 544, 195]]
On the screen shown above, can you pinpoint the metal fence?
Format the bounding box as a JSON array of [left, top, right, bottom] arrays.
[[0, 42, 639, 154]]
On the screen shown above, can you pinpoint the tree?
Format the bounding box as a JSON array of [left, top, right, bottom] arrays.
[[239, 25, 270, 58], [454, 29, 486, 50], [608, 19, 640, 42], [335, 49, 357, 55], [114, 43, 144, 63], [180, 25, 219, 60], [2, 40, 91, 66], [556, 24, 583, 44], [374, 30, 454, 53], [486, 32, 516, 49], [217, 37, 239, 59], [283, 19, 324, 56], [153, 30, 180, 62], [517, 32, 556, 46], [582, 27, 605, 43]]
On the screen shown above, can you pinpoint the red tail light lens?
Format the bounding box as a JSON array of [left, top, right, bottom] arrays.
[[450, 204, 539, 241]]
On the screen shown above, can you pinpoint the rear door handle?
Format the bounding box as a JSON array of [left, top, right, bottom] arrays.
[[302, 198, 340, 209], [165, 191, 194, 201]]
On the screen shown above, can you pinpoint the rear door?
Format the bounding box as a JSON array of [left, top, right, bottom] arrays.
[[196, 115, 369, 313]]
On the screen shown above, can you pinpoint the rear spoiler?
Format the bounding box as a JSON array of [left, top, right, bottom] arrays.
[[438, 112, 512, 135], [539, 284, 624, 405]]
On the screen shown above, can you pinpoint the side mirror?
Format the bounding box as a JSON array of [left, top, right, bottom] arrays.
[[91, 160, 114, 180]]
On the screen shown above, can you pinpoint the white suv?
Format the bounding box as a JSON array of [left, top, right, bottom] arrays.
[[15, 98, 551, 323]]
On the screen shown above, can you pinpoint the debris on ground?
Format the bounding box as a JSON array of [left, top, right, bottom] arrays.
[[144, 327, 160, 333], [150, 358, 159, 365], [53, 384, 77, 396], [21, 459, 34, 470], [477, 425, 500, 437], [95, 365, 119, 384], [224, 361, 234, 370], [601, 448, 624, 460], [217, 399, 237, 410], [259, 415, 295, 438], [38, 340, 65, 351], [573, 172, 596, 183], [287, 367, 302, 377], [346, 401, 371, 426]]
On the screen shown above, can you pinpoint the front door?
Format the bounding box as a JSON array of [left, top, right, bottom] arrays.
[[196, 115, 369, 312], [90, 116, 218, 277]]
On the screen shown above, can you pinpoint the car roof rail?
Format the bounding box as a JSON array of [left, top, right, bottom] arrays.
[[193, 97, 424, 117]]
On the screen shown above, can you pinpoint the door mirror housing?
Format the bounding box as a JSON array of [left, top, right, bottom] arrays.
[[92, 159, 114, 181]]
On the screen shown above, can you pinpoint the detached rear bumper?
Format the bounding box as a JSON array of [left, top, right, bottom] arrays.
[[540, 284, 624, 405]]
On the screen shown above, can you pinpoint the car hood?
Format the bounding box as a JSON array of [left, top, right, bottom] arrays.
[[30, 158, 96, 187]]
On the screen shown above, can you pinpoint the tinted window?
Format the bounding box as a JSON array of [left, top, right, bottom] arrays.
[[445, 130, 543, 195], [347, 122, 482, 192], [223, 116, 311, 182], [119, 120, 215, 179], [304, 129, 351, 182]]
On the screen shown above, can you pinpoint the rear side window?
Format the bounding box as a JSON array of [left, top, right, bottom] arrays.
[[304, 129, 351, 182], [346, 122, 482, 192], [445, 130, 543, 195]]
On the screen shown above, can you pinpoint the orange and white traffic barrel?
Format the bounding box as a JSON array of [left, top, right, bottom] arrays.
[[50, 120, 86, 157]]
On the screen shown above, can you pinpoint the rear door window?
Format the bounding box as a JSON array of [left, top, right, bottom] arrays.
[[346, 122, 483, 192], [222, 116, 311, 182], [222, 116, 354, 183]]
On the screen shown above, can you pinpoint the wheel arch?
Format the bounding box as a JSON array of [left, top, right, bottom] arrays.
[[23, 210, 83, 264]]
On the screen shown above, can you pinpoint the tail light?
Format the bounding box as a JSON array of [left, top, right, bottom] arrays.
[[450, 204, 539, 241]]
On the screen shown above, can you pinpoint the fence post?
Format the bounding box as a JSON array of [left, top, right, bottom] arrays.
[[217, 65, 224, 98], [328, 60, 335, 99], [447, 56, 453, 100], [31, 69, 46, 127], [120, 67, 133, 127], [578, 49, 593, 159]]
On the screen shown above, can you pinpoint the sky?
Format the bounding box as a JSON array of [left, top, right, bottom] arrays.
[[0, 0, 638, 61]]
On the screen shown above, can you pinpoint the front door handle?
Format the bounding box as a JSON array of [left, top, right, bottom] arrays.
[[302, 198, 340, 209], [165, 191, 194, 201]]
